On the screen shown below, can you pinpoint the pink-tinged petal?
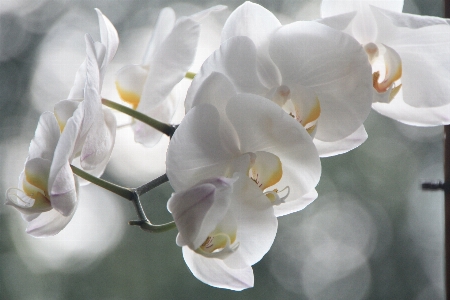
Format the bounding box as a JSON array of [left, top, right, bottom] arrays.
[[25, 194, 78, 237], [28, 112, 61, 161], [95, 8, 119, 69], [222, 1, 280, 48], [49, 161, 77, 216], [226, 94, 321, 206], [54, 99, 81, 131], [269, 21, 372, 142], [225, 175, 277, 267], [166, 104, 239, 192], [372, 7, 450, 108], [182, 247, 254, 291], [274, 188, 318, 217], [115, 64, 148, 108], [314, 125, 368, 157], [372, 95, 450, 126], [142, 7, 176, 65], [186, 36, 267, 110], [168, 177, 235, 249], [138, 17, 199, 114]]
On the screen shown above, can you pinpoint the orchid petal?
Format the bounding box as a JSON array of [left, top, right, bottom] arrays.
[[142, 7, 176, 65], [316, 11, 357, 31], [314, 125, 367, 157], [182, 247, 254, 291], [138, 17, 199, 113], [269, 21, 372, 142], [49, 161, 77, 216], [25, 195, 78, 237], [54, 99, 81, 132], [321, 0, 403, 17], [95, 8, 119, 69], [28, 111, 61, 161], [226, 94, 321, 205], [168, 177, 236, 250], [221, 2, 282, 89], [68, 60, 86, 99], [167, 104, 239, 192], [370, 5, 447, 29], [48, 105, 83, 209], [274, 188, 318, 217], [221, 1, 280, 48], [187, 72, 240, 154], [132, 92, 176, 148], [189, 5, 227, 23], [186, 36, 267, 109], [115, 65, 148, 108], [225, 175, 277, 267], [80, 107, 116, 170], [372, 6, 450, 108], [321, 0, 403, 43], [372, 94, 450, 126]]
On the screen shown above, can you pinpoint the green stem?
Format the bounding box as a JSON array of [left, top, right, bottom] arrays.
[[101, 98, 176, 137], [185, 71, 196, 80], [129, 220, 176, 233], [71, 165, 133, 200], [136, 174, 169, 196], [71, 165, 176, 233]]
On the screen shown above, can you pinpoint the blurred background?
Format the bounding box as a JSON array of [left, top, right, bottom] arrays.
[[0, 0, 446, 299]]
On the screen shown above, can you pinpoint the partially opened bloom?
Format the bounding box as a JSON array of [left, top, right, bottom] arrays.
[[52, 9, 118, 183], [167, 89, 321, 217], [6, 112, 78, 237], [167, 174, 277, 290], [115, 5, 226, 147], [320, 0, 450, 126], [186, 1, 373, 157]]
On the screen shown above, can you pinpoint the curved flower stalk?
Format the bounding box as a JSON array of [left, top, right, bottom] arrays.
[[167, 88, 321, 217], [185, 1, 373, 157], [167, 174, 277, 290], [6, 112, 78, 237], [320, 0, 450, 126], [115, 5, 226, 147], [52, 9, 118, 184]]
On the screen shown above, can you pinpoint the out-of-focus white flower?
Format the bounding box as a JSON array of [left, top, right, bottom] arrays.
[[52, 9, 118, 185], [320, 0, 450, 126], [115, 5, 226, 147], [167, 174, 277, 290], [167, 87, 321, 217], [6, 112, 79, 237], [186, 1, 373, 157]]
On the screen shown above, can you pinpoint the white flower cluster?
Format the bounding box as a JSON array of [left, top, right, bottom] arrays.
[[6, 0, 450, 291]]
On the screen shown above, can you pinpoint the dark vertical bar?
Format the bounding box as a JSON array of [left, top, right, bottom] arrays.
[[445, 4, 450, 300], [445, 126, 450, 300]]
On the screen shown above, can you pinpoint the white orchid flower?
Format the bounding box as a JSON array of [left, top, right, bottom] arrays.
[[185, 1, 373, 157], [167, 174, 277, 290], [115, 5, 226, 147], [52, 9, 118, 184], [167, 86, 321, 217], [6, 112, 78, 237], [320, 0, 450, 126]]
